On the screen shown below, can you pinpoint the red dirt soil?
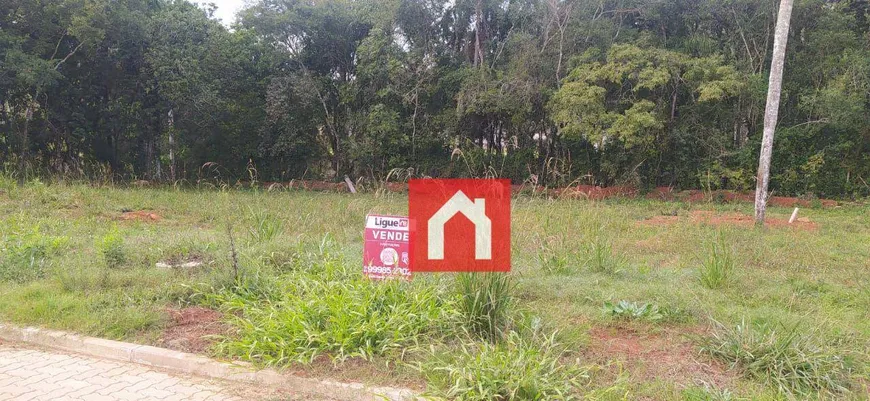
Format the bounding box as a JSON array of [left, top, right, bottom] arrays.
[[119, 210, 162, 221], [586, 326, 735, 388], [639, 210, 819, 230], [253, 180, 840, 208], [159, 307, 227, 354]]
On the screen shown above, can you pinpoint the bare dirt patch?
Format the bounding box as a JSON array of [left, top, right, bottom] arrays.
[[120, 210, 162, 222], [639, 210, 818, 230], [159, 307, 227, 354], [586, 326, 734, 388]]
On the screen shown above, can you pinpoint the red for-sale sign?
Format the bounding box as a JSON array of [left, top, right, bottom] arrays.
[[363, 214, 411, 279], [409, 179, 511, 272]]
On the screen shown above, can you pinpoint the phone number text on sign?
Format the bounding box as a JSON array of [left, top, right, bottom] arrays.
[[363, 214, 411, 279]]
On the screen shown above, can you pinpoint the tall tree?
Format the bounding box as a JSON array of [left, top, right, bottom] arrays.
[[754, 0, 795, 224]]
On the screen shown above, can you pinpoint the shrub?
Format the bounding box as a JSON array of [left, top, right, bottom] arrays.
[[602, 300, 664, 322], [697, 320, 853, 397], [98, 228, 126, 269], [456, 273, 514, 341], [420, 331, 588, 401], [698, 238, 735, 289], [0, 225, 67, 282]]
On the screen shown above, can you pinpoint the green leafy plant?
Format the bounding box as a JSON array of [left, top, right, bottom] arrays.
[[456, 273, 514, 342], [419, 330, 588, 401], [98, 228, 126, 269], [698, 320, 853, 397], [602, 300, 664, 322], [698, 238, 735, 289]]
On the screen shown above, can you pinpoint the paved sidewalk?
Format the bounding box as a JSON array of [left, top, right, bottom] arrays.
[[0, 343, 267, 401]]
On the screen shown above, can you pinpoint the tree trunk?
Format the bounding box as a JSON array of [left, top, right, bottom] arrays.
[[18, 104, 33, 186], [473, 0, 484, 67], [168, 108, 176, 182], [754, 0, 794, 225]]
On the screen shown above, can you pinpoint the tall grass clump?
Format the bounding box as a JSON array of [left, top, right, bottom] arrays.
[[586, 228, 620, 274], [201, 250, 459, 364], [698, 238, 735, 289], [420, 330, 588, 401], [456, 273, 514, 341], [247, 208, 284, 243], [98, 228, 127, 269], [698, 320, 853, 397]]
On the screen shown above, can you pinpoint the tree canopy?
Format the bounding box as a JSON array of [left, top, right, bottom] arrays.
[[2, 0, 869, 197]]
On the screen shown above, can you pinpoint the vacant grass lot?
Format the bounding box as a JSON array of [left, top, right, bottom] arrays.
[[0, 178, 868, 400]]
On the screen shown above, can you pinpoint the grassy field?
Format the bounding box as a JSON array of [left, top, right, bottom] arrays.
[[0, 177, 868, 400]]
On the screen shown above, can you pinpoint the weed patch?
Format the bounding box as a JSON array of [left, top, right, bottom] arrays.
[[201, 259, 459, 364], [247, 208, 284, 243], [0, 225, 67, 282], [586, 229, 621, 274], [698, 238, 735, 289], [535, 235, 582, 275], [697, 320, 853, 397], [456, 273, 514, 341], [602, 300, 664, 322], [419, 331, 588, 401], [98, 227, 127, 269]]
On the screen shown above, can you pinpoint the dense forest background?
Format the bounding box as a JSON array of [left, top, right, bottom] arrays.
[[1, 0, 869, 197]]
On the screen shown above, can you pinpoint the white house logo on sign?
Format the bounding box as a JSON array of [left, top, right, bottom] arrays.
[[363, 214, 411, 279], [427, 190, 492, 260]]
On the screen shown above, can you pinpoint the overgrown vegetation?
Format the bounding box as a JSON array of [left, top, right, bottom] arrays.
[[98, 228, 127, 269], [456, 273, 515, 341], [698, 238, 736, 289], [0, 182, 868, 399], [0, 223, 67, 282], [698, 320, 854, 397], [419, 331, 588, 401], [199, 259, 459, 364]]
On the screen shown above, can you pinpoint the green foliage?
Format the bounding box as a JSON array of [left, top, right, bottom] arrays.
[[586, 230, 620, 274], [0, 225, 67, 282], [698, 238, 735, 290], [0, 184, 869, 399], [535, 235, 582, 275], [419, 331, 588, 401], [681, 385, 736, 401], [550, 45, 741, 150], [698, 320, 853, 397], [201, 255, 459, 364], [602, 300, 664, 322], [98, 228, 126, 269], [247, 208, 284, 243], [456, 273, 515, 342], [2, 0, 870, 197]]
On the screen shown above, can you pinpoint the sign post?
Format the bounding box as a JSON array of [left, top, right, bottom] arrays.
[[363, 214, 411, 280]]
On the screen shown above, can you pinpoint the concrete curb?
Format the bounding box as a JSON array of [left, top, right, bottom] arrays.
[[0, 323, 420, 401]]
